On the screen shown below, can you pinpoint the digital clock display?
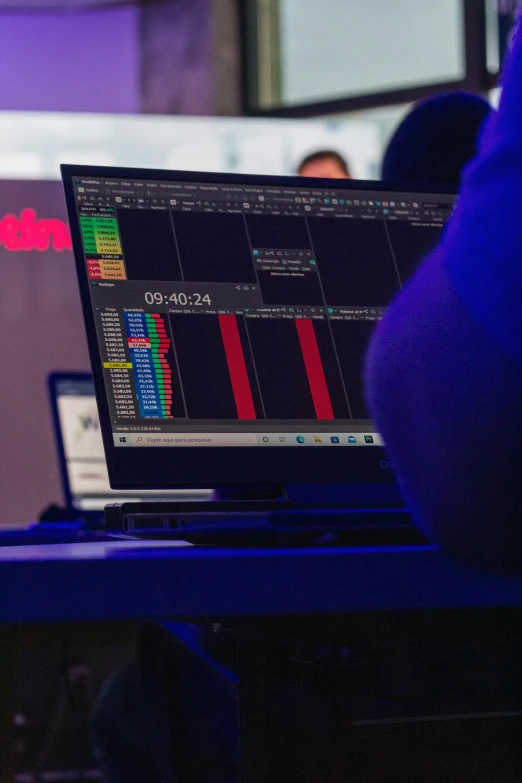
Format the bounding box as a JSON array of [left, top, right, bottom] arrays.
[[144, 291, 212, 307]]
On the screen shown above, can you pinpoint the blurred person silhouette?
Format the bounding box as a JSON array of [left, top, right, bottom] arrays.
[[91, 622, 239, 783], [298, 149, 352, 179], [366, 17, 522, 573], [382, 91, 491, 185]]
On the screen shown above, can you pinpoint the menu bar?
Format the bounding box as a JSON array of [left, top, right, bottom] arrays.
[[75, 178, 454, 224]]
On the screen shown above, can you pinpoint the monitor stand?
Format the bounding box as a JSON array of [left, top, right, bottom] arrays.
[[103, 480, 415, 545], [103, 485, 298, 543]]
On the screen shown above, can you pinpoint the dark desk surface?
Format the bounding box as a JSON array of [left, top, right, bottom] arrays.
[[2, 540, 522, 623]]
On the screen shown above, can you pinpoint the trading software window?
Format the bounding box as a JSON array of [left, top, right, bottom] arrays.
[[74, 177, 454, 448]]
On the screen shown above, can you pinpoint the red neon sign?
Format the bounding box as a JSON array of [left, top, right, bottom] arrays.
[[0, 209, 72, 252]]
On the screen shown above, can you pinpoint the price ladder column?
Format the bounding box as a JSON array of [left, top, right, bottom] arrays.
[[100, 310, 136, 418], [145, 313, 174, 418], [125, 312, 166, 419]]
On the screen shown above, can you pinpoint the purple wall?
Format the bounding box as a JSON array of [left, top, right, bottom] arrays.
[[0, 181, 89, 528], [0, 8, 140, 113]]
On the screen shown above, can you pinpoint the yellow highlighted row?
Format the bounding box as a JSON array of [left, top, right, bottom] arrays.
[[104, 362, 133, 368]]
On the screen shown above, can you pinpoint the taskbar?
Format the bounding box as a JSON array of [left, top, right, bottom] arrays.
[[113, 432, 384, 448]]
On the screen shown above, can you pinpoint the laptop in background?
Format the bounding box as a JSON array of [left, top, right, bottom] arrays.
[[0, 373, 209, 544], [48, 372, 210, 521]]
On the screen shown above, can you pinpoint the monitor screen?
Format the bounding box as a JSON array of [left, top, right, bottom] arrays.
[[70, 174, 454, 453]]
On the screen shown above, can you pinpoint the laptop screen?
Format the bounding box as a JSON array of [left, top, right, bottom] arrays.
[[72, 174, 454, 453], [53, 375, 210, 509]]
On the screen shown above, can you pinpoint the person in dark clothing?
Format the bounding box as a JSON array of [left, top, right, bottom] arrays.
[[366, 21, 522, 573], [382, 92, 491, 185]]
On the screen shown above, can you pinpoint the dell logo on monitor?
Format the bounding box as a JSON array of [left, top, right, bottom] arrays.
[[380, 460, 393, 470]]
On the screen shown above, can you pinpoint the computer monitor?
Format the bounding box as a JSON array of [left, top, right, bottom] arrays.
[[61, 166, 456, 490]]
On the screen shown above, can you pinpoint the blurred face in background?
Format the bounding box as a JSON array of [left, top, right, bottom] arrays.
[[299, 156, 351, 179]]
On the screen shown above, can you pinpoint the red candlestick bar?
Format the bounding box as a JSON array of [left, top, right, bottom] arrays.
[[295, 319, 334, 420], [218, 314, 257, 420]]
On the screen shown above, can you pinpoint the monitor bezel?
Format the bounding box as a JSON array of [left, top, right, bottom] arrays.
[[61, 165, 456, 490]]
